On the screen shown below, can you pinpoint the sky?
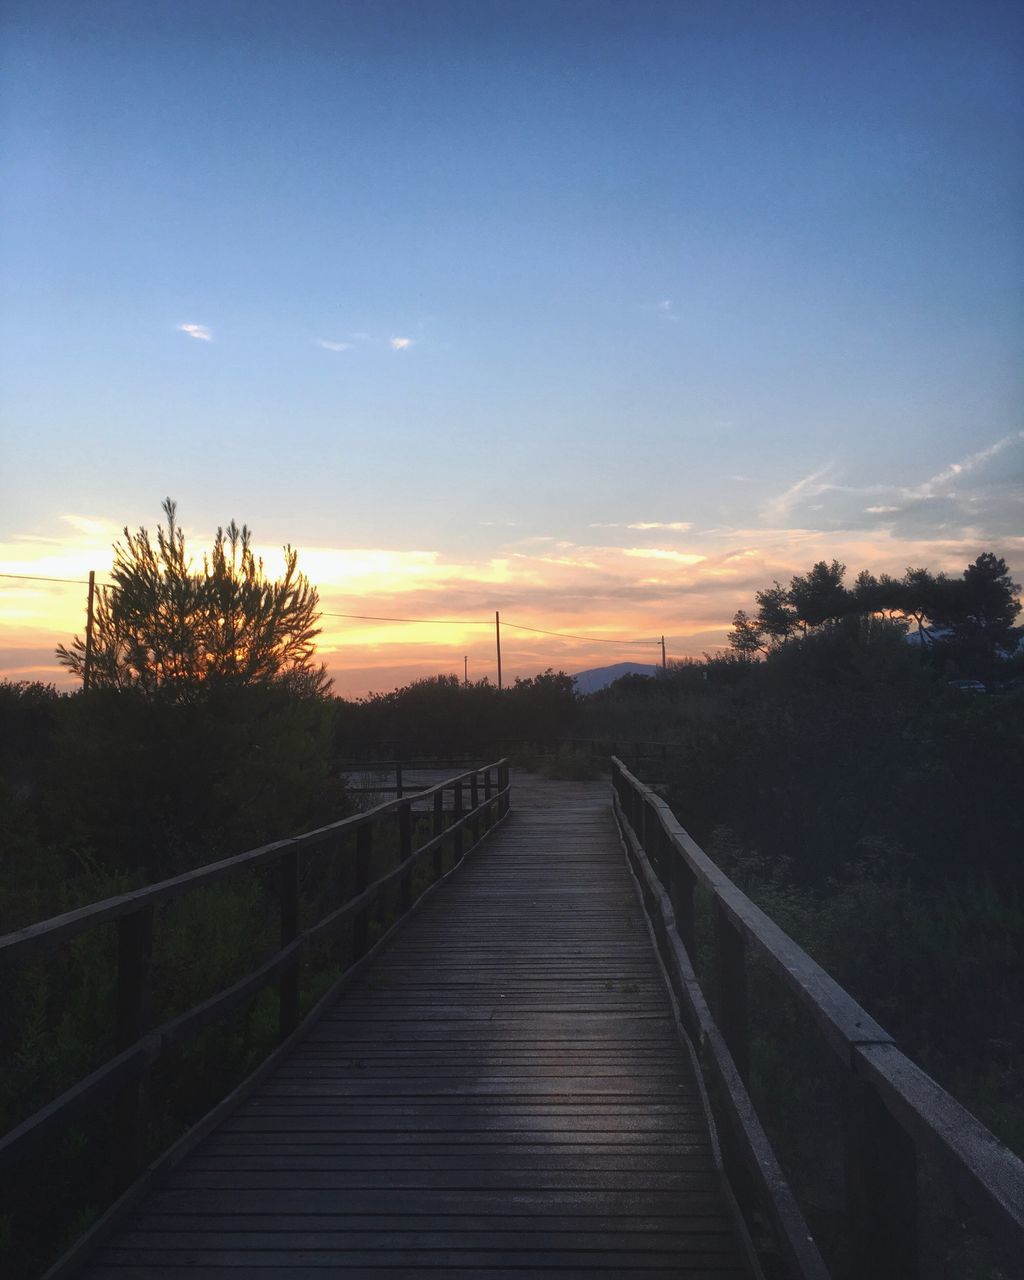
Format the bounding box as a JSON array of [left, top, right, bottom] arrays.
[[2, 0, 1022, 696]]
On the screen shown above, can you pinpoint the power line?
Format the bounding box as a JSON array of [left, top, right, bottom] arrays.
[[502, 620, 657, 646], [2, 574, 660, 648], [320, 610, 490, 626], [0, 571, 95, 586]]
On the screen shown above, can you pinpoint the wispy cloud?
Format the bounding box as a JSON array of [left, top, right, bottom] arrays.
[[623, 548, 706, 565], [316, 339, 352, 352], [901, 432, 1022, 501], [60, 514, 120, 539], [589, 521, 692, 531], [761, 464, 836, 523], [178, 323, 211, 342], [760, 432, 1024, 538], [390, 337, 413, 351], [654, 299, 678, 322]]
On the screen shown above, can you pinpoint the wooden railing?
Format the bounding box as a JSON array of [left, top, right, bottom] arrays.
[[338, 738, 684, 772], [0, 759, 511, 1232], [611, 757, 1024, 1280]]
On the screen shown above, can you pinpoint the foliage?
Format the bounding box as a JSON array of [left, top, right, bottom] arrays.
[[0, 672, 348, 1277], [729, 551, 1021, 671], [0, 679, 348, 926], [56, 499, 329, 698], [788, 558, 850, 627], [334, 668, 579, 757]]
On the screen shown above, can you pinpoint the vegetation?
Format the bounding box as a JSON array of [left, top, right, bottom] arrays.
[[3, 503, 345, 1275], [332, 668, 580, 758], [729, 552, 1021, 676], [57, 498, 329, 697]]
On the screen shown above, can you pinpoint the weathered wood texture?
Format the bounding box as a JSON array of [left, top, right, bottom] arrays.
[[80, 774, 749, 1279]]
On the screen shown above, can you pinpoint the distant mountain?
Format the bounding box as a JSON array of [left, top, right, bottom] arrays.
[[573, 662, 660, 695]]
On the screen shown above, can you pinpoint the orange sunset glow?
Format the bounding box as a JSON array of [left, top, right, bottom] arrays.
[[4, 512, 1020, 696]]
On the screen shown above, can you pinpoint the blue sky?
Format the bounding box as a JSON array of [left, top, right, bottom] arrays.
[[2, 1, 1022, 691]]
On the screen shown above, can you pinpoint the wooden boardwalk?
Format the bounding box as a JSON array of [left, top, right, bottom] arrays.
[[81, 774, 750, 1278]]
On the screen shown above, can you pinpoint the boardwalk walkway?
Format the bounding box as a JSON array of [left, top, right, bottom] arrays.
[[81, 773, 749, 1278]]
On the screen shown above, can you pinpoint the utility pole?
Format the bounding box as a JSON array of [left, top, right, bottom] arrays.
[[495, 611, 503, 690], [464, 655, 468, 687], [661, 635, 667, 672], [83, 571, 96, 691]]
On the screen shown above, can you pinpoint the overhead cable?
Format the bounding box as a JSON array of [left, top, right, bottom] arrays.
[[501, 620, 656, 646], [320, 610, 489, 626], [0, 571, 95, 586], [2, 574, 660, 647]]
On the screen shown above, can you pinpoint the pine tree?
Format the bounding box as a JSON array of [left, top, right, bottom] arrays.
[[57, 499, 330, 698]]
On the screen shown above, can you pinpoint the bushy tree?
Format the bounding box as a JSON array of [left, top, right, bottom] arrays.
[[727, 609, 766, 656], [788, 559, 851, 628], [754, 581, 798, 645], [57, 499, 329, 699], [731, 552, 1021, 669], [935, 553, 1022, 651]]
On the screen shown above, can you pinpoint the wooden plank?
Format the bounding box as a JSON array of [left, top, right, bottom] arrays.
[[92, 1246, 746, 1268], [128, 1213, 735, 1233], [114, 1227, 738, 1250], [82, 1268, 749, 1280]]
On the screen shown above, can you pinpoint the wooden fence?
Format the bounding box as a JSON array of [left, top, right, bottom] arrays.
[[611, 756, 1024, 1280], [0, 759, 510, 1266]]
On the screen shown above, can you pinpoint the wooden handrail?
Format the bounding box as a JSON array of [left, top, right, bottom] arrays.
[[1, 763, 501, 965], [337, 739, 687, 770], [0, 759, 511, 1181], [611, 756, 1024, 1277]]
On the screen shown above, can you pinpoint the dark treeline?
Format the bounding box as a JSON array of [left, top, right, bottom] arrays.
[[729, 551, 1021, 677], [333, 669, 579, 759], [0, 671, 583, 933]]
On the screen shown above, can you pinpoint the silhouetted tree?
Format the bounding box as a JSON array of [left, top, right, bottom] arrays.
[[754, 581, 798, 645], [788, 559, 851, 628], [727, 609, 767, 656], [930, 553, 1022, 655], [57, 499, 329, 699], [895, 566, 939, 645]]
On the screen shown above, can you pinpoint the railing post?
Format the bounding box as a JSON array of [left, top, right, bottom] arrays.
[[713, 900, 748, 1080], [352, 822, 373, 959], [483, 768, 493, 831], [672, 853, 697, 962], [278, 846, 300, 1041], [842, 1071, 919, 1279], [453, 781, 464, 863], [499, 761, 509, 819], [432, 789, 445, 879], [113, 905, 153, 1181], [395, 761, 403, 800], [470, 773, 480, 846], [398, 800, 413, 914], [643, 799, 659, 880]]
